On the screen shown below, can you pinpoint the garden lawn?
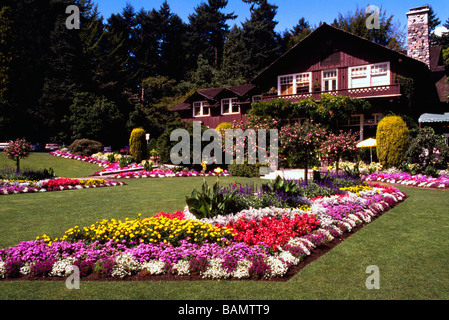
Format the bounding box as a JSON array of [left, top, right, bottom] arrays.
[[0, 156, 448, 299], [0, 152, 100, 178]]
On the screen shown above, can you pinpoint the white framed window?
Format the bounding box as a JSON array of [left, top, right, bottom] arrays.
[[349, 62, 390, 88], [221, 98, 239, 115], [296, 73, 310, 94], [278, 72, 311, 95], [370, 63, 389, 86], [193, 101, 210, 117], [322, 69, 337, 91], [279, 75, 294, 95]]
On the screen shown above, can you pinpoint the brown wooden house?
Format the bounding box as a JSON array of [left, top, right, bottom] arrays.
[[172, 6, 446, 141]]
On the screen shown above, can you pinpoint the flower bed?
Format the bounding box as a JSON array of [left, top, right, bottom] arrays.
[[105, 167, 229, 179], [49, 150, 230, 178], [0, 182, 406, 280], [363, 172, 449, 189], [50, 150, 111, 168], [0, 178, 126, 195]]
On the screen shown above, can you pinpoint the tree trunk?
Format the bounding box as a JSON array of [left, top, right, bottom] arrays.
[[16, 158, 20, 172], [304, 157, 309, 184]]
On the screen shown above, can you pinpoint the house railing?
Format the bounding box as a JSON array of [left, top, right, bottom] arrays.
[[261, 84, 402, 102]]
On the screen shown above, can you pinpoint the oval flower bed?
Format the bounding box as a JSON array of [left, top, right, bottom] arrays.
[[363, 172, 449, 189], [49, 150, 230, 179], [0, 178, 126, 195], [0, 183, 406, 280]]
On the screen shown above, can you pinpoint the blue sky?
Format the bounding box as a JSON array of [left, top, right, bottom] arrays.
[[94, 0, 449, 34]]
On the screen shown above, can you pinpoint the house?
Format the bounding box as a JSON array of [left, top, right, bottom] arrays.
[[170, 84, 259, 128], [172, 6, 447, 141]]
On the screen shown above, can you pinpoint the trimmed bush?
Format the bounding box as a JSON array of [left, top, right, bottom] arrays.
[[129, 128, 147, 163], [228, 162, 267, 177], [68, 139, 103, 157], [376, 115, 409, 168], [215, 122, 232, 134]]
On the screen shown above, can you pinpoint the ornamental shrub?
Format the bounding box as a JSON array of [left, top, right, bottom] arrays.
[[376, 115, 409, 168], [405, 127, 449, 170], [129, 128, 147, 163], [68, 139, 103, 157], [228, 161, 266, 177], [215, 122, 232, 134]]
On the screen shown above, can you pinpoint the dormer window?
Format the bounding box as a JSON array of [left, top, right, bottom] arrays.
[[221, 98, 240, 115], [193, 101, 210, 117]]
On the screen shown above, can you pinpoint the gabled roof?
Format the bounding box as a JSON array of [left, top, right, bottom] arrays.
[[251, 22, 429, 84], [171, 84, 257, 112], [226, 84, 256, 96], [197, 87, 226, 100]]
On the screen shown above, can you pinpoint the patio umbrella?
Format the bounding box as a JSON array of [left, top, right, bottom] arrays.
[[357, 138, 377, 163]]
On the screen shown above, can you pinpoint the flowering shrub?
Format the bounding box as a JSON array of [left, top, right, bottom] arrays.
[[320, 131, 359, 174], [280, 120, 327, 181], [4, 139, 33, 172]]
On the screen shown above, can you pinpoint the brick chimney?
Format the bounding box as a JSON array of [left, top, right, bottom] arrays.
[[407, 6, 430, 68]]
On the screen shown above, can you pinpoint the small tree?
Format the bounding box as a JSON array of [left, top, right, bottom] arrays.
[[129, 128, 147, 163], [4, 138, 33, 172], [280, 119, 327, 182], [320, 130, 359, 174]]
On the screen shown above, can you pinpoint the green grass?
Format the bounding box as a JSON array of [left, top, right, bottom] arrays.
[[1, 155, 449, 300], [0, 152, 100, 178]]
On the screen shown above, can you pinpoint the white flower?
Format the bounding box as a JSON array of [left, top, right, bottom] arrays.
[[141, 260, 166, 275], [231, 260, 251, 279], [201, 258, 229, 280], [50, 258, 76, 277], [112, 253, 142, 278], [265, 256, 289, 278], [0, 260, 6, 278], [172, 260, 190, 276]]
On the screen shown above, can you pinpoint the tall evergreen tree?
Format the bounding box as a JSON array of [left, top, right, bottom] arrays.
[[156, 2, 188, 81], [186, 0, 237, 69], [7, 0, 53, 140], [37, 0, 84, 142], [281, 17, 312, 51], [0, 4, 16, 137], [240, 0, 281, 80], [222, 25, 248, 83]]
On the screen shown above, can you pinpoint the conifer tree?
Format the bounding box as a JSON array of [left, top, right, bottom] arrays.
[[240, 0, 281, 80], [187, 0, 236, 69]]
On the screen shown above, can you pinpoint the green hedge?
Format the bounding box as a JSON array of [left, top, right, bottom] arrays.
[[376, 115, 409, 168]]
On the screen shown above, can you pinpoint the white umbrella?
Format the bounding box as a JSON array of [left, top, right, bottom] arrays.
[[357, 138, 377, 163]]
